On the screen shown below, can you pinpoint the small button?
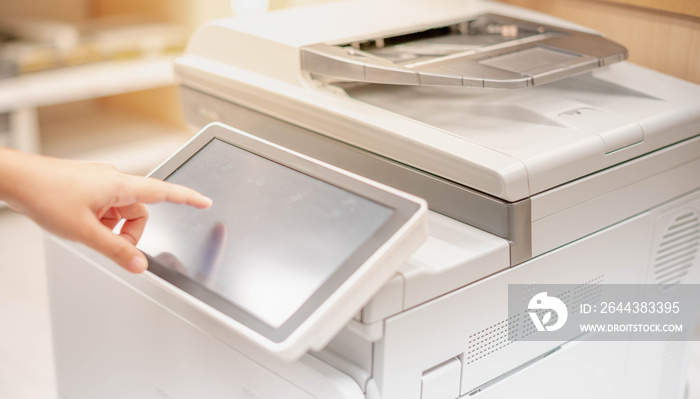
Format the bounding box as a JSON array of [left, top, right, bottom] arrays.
[[421, 357, 461, 399]]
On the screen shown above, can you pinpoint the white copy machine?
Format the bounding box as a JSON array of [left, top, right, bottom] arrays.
[[46, 1, 700, 398]]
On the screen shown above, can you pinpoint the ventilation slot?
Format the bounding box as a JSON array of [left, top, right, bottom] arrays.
[[466, 275, 604, 366], [464, 315, 519, 366], [653, 211, 700, 285]]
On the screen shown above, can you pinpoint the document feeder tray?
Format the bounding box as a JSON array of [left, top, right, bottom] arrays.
[[302, 14, 627, 88]]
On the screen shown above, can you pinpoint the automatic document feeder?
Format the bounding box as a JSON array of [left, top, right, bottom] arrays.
[[45, 1, 700, 399]]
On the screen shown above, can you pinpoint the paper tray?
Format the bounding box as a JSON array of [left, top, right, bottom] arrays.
[[301, 13, 627, 89]]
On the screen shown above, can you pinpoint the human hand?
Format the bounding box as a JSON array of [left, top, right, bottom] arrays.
[[0, 149, 212, 273]]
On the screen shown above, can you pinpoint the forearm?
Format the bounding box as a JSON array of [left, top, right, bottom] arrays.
[[0, 147, 44, 212]]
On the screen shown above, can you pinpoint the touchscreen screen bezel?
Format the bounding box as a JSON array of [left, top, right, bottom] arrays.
[[142, 124, 421, 343]]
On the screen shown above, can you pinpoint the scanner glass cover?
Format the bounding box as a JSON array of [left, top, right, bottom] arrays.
[[138, 138, 394, 329]]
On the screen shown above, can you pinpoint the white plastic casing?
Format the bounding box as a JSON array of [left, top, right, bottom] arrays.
[[175, 0, 700, 203]]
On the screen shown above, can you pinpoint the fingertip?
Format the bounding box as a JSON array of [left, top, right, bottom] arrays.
[[196, 195, 213, 209], [126, 253, 149, 273], [137, 178, 212, 210], [185, 191, 212, 209]]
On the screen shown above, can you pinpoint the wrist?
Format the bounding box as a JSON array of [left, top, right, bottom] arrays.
[[0, 147, 42, 212]]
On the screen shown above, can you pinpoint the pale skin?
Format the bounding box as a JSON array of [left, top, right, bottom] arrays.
[[0, 147, 212, 273]]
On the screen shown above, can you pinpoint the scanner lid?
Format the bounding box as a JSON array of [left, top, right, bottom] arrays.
[[301, 13, 627, 89]]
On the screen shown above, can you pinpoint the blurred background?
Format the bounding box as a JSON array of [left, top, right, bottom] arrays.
[[0, 0, 331, 177], [0, 0, 698, 398]]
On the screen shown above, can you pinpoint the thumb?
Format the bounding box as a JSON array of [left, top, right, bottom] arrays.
[[80, 216, 148, 273]]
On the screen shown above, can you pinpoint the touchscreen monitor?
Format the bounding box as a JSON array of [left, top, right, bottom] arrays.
[[136, 124, 427, 353], [139, 138, 394, 330]]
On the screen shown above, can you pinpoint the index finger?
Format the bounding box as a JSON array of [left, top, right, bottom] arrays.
[[130, 177, 213, 209]]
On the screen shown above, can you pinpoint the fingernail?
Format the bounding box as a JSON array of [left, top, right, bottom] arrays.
[[128, 255, 148, 273]]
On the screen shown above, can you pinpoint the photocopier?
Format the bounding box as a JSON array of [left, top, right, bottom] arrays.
[[45, 1, 700, 399]]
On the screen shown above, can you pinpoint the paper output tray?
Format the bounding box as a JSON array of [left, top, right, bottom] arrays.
[[301, 14, 627, 88]]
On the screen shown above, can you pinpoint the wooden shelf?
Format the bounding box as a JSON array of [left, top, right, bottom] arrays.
[[0, 56, 177, 113], [40, 102, 191, 175]]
